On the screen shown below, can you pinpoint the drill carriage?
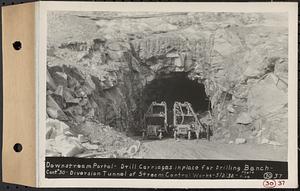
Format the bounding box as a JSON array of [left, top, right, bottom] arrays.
[[142, 101, 168, 139], [142, 101, 211, 140]]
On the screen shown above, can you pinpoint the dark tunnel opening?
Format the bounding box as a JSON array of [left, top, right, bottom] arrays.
[[141, 72, 210, 125]]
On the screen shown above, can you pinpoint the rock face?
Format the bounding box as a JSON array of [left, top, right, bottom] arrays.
[[247, 74, 287, 118], [46, 12, 288, 147]]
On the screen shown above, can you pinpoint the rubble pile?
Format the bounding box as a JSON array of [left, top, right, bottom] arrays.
[[46, 118, 140, 157], [47, 12, 288, 148], [46, 64, 140, 157]]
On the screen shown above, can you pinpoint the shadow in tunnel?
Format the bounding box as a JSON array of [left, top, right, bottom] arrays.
[[142, 72, 210, 114]]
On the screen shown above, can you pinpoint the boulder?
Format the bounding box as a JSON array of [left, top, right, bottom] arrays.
[[52, 71, 68, 87], [126, 141, 141, 158], [63, 88, 80, 104], [46, 150, 61, 157], [174, 57, 184, 72], [66, 98, 81, 105], [79, 97, 89, 106], [227, 104, 235, 113], [269, 141, 282, 146], [82, 142, 99, 150], [74, 87, 87, 98], [46, 139, 61, 157], [64, 130, 74, 136], [184, 54, 195, 72], [55, 135, 84, 157], [166, 52, 179, 58], [235, 138, 247, 144], [59, 41, 88, 51], [106, 41, 124, 51], [46, 95, 68, 121], [101, 76, 118, 90], [46, 69, 57, 90], [64, 105, 83, 116], [46, 118, 70, 139], [46, 95, 60, 110], [74, 115, 86, 123], [53, 85, 64, 98], [46, 107, 58, 119], [236, 112, 252, 125], [107, 50, 124, 61], [82, 77, 95, 95], [67, 75, 80, 90], [233, 85, 249, 99], [261, 138, 270, 144], [78, 134, 88, 143]]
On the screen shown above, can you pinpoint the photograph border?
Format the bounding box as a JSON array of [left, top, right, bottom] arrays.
[[37, 1, 298, 188]]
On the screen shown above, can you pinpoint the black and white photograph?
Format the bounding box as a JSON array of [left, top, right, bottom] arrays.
[[46, 10, 289, 161], [0, 1, 297, 188], [33, 2, 300, 188]]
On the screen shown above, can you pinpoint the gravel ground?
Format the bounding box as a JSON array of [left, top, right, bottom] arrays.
[[136, 138, 287, 161]]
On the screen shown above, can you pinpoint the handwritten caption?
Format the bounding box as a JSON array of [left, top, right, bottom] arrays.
[[263, 179, 286, 188]]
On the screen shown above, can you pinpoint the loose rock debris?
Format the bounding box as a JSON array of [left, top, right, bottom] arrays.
[[46, 119, 140, 158]]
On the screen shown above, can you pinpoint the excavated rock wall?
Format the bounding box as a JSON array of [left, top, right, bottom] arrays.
[[47, 12, 288, 145]]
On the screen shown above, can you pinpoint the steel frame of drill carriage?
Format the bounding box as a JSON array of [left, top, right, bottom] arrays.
[[142, 101, 168, 139], [172, 101, 209, 140]]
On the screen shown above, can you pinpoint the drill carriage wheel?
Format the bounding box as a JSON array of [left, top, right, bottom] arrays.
[[196, 131, 200, 139], [206, 126, 210, 141], [188, 131, 191, 140], [158, 131, 163, 140], [173, 130, 177, 139]]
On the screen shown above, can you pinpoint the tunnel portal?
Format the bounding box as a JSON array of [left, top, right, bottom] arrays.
[[141, 72, 210, 118]]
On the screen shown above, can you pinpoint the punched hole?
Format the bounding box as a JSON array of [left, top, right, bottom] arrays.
[[12, 41, 22, 50], [13, 143, 23, 152]]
